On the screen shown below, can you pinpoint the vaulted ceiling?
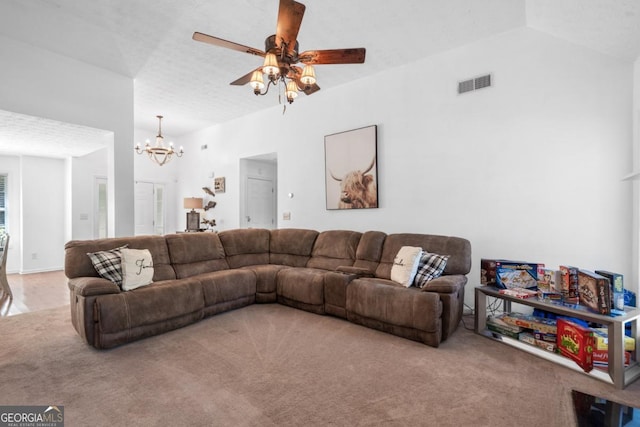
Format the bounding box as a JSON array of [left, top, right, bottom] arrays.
[[0, 0, 639, 157]]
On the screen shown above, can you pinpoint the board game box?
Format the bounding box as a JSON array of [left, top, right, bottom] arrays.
[[557, 318, 594, 373], [594, 270, 625, 311], [577, 270, 611, 315], [560, 265, 579, 303]]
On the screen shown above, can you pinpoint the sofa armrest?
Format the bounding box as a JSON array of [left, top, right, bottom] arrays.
[[420, 275, 467, 294], [336, 266, 375, 277], [68, 277, 121, 297]]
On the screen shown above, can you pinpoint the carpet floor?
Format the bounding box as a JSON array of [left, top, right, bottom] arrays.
[[0, 304, 638, 426]]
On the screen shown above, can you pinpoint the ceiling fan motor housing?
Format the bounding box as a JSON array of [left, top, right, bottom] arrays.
[[265, 34, 299, 63]]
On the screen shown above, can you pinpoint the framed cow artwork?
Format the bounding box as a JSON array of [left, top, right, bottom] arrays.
[[324, 125, 378, 210]]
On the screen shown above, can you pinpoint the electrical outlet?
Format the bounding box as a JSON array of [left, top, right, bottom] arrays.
[[283, 212, 291, 220], [31, 253, 37, 260]]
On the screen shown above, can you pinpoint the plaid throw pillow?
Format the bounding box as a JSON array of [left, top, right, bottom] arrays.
[[413, 252, 449, 288], [87, 245, 128, 288]]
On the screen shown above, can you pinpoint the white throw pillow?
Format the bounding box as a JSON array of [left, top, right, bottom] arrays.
[[390, 246, 423, 287], [120, 248, 154, 291]]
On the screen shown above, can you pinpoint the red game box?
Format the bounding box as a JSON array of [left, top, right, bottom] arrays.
[[556, 318, 594, 373]]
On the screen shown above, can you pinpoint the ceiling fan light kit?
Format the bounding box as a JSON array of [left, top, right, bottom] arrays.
[[193, 0, 366, 106], [134, 115, 184, 166]]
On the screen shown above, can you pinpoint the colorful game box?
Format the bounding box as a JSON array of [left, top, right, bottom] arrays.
[[591, 328, 636, 351], [595, 270, 625, 310], [501, 312, 557, 334], [577, 270, 611, 315], [592, 349, 631, 367], [559, 266, 579, 303], [557, 318, 594, 373], [495, 260, 541, 289]]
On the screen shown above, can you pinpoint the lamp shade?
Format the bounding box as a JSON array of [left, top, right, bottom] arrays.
[[250, 70, 265, 90], [300, 65, 316, 86], [285, 81, 299, 100], [262, 53, 280, 77], [183, 197, 203, 210]]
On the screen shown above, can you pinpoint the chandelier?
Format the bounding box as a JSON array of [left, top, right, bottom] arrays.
[[135, 115, 183, 166]]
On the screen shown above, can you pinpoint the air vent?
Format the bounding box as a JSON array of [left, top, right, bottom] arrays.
[[457, 74, 492, 94]]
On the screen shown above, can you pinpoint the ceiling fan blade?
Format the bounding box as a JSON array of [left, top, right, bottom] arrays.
[[193, 32, 265, 57], [275, 0, 306, 56], [230, 68, 262, 86], [299, 48, 366, 65]]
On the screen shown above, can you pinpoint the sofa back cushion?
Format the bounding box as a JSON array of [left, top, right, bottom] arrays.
[[306, 230, 362, 271], [218, 228, 270, 268], [375, 233, 471, 280], [65, 235, 176, 282], [270, 229, 318, 267], [353, 230, 387, 273], [165, 233, 229, 279]]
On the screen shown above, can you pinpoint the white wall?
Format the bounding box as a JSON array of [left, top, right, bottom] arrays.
[[0, 34, 134, 237], [177, 27, 635, 306], [21, 156, 66, 273]]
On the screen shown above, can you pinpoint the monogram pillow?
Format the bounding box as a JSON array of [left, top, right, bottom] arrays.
[[390, 246, 423, 287], [120, 248, 154, 291]]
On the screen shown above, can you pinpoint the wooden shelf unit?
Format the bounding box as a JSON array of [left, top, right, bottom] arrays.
[[475, 285, 640, 389]]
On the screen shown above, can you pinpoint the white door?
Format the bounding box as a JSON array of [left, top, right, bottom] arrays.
[[135, 181, 155, 235], [245, 177, 275, 229]]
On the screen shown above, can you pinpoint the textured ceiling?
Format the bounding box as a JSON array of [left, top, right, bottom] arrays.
[[0, 0, 639, 157], [0, 110, 111, 158]]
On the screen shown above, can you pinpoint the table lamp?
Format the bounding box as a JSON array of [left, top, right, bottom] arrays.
[[184, 197, 203, 231]]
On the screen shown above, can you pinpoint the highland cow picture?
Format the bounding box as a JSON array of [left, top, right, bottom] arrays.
[[325, 125, 378, 210]]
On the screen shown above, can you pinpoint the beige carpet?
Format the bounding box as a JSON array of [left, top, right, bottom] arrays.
[[0, 304, 638, 426]]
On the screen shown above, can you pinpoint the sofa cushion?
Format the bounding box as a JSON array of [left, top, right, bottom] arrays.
[[87, 245, 127, 287], [390, 246, 423, 287], [196, 269, 257, 308], [66, 236, 176, 282], [165, 233, 229, 279], [346, 278, 442, 333], [121, 248, 154, 291], [95, 277, 204, 334], [306, 230, 362, 270], [413, 253, 449, 288], [375, 233, 471, 279], [219, 228, 270, 268], [353, 230, 386, 273], [277, 267, 325, 308], [270, 229, 318, 267]]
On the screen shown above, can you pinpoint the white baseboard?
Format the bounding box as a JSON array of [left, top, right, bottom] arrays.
[[17, 267, 64, 275]]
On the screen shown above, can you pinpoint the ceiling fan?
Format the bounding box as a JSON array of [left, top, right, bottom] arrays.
[[193, 0, 366, 105]]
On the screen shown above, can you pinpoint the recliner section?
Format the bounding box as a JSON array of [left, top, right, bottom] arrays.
[[65, 228, 471, 349]]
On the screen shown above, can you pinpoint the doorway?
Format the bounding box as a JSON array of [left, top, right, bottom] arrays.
[[94, 176, 108, 238], [239, 154, 277, 229], [134, 181, 165, 235]]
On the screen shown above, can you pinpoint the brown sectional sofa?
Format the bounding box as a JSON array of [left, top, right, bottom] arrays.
[[65, 228, 471, 349]]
